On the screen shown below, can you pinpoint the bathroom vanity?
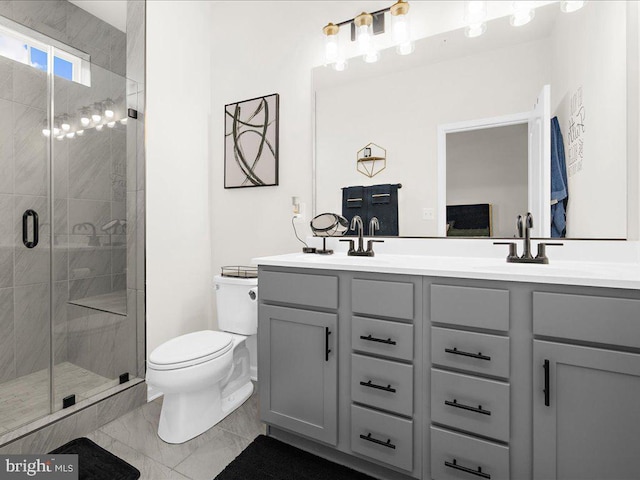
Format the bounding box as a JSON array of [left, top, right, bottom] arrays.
[[255, 248, 640, 480]]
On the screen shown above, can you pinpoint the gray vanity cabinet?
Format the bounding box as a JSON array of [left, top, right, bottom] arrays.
[[532, 291, 640, 480], [258, 271, 339, 445], [533, 340, 640, 480]]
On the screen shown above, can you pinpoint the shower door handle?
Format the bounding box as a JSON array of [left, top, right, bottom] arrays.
[[22, 209, 39, 248]]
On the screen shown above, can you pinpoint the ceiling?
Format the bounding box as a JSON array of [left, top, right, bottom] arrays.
[[68, 0, 127, 32]]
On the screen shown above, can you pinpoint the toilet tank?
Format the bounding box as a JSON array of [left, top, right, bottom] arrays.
[[214, 275, 258, 335]]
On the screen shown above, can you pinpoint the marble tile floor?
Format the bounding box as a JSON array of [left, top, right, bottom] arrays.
[[0, 362, 114, 432], [84, 386, 265, 480]]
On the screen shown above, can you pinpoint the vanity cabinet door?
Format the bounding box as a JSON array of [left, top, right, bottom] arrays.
[[259, 305, 338, 445], [533, 340, 640, 480]]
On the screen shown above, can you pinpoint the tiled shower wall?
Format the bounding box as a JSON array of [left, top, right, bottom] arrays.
[[0, 1, 128, 382], [0, 0, 146, 451]]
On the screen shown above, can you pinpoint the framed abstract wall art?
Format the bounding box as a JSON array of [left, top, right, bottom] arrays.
[[224, 93, 279, 188]]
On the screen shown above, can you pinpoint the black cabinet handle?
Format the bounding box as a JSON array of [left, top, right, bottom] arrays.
[[360, 380, 396, 393], [445, 459, 491, 479], [445, 399, 491, 416], [325, 327, 331, 362], [360, 334, 396, 345], [445, 347, 491, 361], [543, 359, 550, 407], [22, 209, 39, 248], [359, 433, 396, 450]]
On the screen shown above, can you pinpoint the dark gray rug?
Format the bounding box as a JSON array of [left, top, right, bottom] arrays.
[[50, 437, 140, 480], [215, 435, 377, 480]]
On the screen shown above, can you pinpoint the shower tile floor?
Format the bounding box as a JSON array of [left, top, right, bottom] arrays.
[[0, 362, 113, 431], [84, 386, 264, 480]]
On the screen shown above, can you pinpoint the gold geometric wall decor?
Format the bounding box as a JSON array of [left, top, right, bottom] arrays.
[[356, 142, 386, 178]]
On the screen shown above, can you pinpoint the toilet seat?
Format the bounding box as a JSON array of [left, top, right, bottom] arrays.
[[148, 331, 234, 371]]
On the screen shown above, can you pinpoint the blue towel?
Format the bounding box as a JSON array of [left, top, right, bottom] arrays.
[[550, 116, 568, 237]]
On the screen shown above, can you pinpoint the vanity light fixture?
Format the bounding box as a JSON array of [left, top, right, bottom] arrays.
[[322, 1, 413, 71], [464, 0, 488, 38], [391, 0, 414, 55], [510, 1, 535, 27], [560, 1, 585, 13]]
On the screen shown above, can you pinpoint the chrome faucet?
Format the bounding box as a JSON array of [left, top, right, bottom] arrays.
[[495, 212, 563, 264], [369, 217, 379, 236], [339, 215, 384, 257], [351, 215, 365, 253]]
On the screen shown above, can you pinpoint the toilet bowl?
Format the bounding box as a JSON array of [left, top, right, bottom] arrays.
[[146, 274, 257, 444]]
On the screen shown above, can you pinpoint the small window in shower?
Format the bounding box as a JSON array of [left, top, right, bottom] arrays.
[[0, 24, 90, 86]]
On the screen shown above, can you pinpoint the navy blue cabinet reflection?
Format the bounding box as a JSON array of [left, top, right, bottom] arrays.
[[342, 184, 401, 236]]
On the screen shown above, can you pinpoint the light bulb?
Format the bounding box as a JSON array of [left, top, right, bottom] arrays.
[[107, 121, 116, 128], [56, 135, 65, 141], [80, 116, 90, 126], [120, 118, 127, 125], [61, 121, 70, 132], [42, 128, 51, 137], [92, 103, 103, 123], [354, 12, 374, 55], [560, 1, 585, 13], [465, 23, 486, 38], [79, 107, 91, 126], [464, 1, 487, 37], [333, 57, 348, 72], [323, 23, 339, 64], [95, 124, 103, 131], [510, 1, 535, 27], [92, 113, 101, 123], [397, 42, 415, 56], [76, 130, 84, 136], [364, 49, 379, 64], [104, 99, 115, 119], [53, 127, 60, 136], [66, 132, 75, 139]]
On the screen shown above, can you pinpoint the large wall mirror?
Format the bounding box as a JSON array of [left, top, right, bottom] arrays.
[[313, 1, 634, 239]]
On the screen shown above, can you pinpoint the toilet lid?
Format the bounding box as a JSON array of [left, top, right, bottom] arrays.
[[149, 330, 233, 369]]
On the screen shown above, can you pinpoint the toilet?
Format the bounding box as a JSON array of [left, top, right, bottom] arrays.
[[146, 274, 257, 444]]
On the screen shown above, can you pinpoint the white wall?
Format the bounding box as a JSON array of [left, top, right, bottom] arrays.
[[146, 0, 214, 355], [551, 1, 627, 238], [447, 125, 529, 237]]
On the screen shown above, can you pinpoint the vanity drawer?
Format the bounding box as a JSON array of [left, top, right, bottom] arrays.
[[260, 271, 338, 309], [533, 292, 640, 348], [430, 426, 509, 480], [352, 354, 413, 416], [352, 278, 414, 321], [431, 285, 509, 332], [352, 316, 414, 361], [351, 404, 413, 472], [431, 369, 509, 442], [431, 327, 509, 379]]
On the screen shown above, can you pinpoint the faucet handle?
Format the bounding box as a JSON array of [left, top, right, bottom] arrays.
[[365, 239, 384, 257], [494, 241, 519, 261], [339, 238, 355, 254], [535, 242, 564, 263]]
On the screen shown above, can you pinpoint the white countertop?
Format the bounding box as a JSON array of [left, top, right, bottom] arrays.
[[253, 252, 640, 290]]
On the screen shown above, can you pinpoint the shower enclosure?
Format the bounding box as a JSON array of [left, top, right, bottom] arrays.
[[0, 14, 141, 436]]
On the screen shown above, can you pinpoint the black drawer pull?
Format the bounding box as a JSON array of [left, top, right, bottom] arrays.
[[445, 347, 491, 361], [359, 433, 396, 450], [445, 399, 491, 416], [360, 380, 396, 393], [360, 334, 397, 345], [445, 459, 491, 479], [543, 359, 550, 407], [325, 328, 332, 362]]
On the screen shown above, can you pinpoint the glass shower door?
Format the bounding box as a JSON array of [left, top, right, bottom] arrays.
[[0, 36, 52, 430], [51, 51, 137, 411]]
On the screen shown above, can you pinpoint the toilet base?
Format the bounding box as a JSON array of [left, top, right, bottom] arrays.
[[157, 380, 253, 444]]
